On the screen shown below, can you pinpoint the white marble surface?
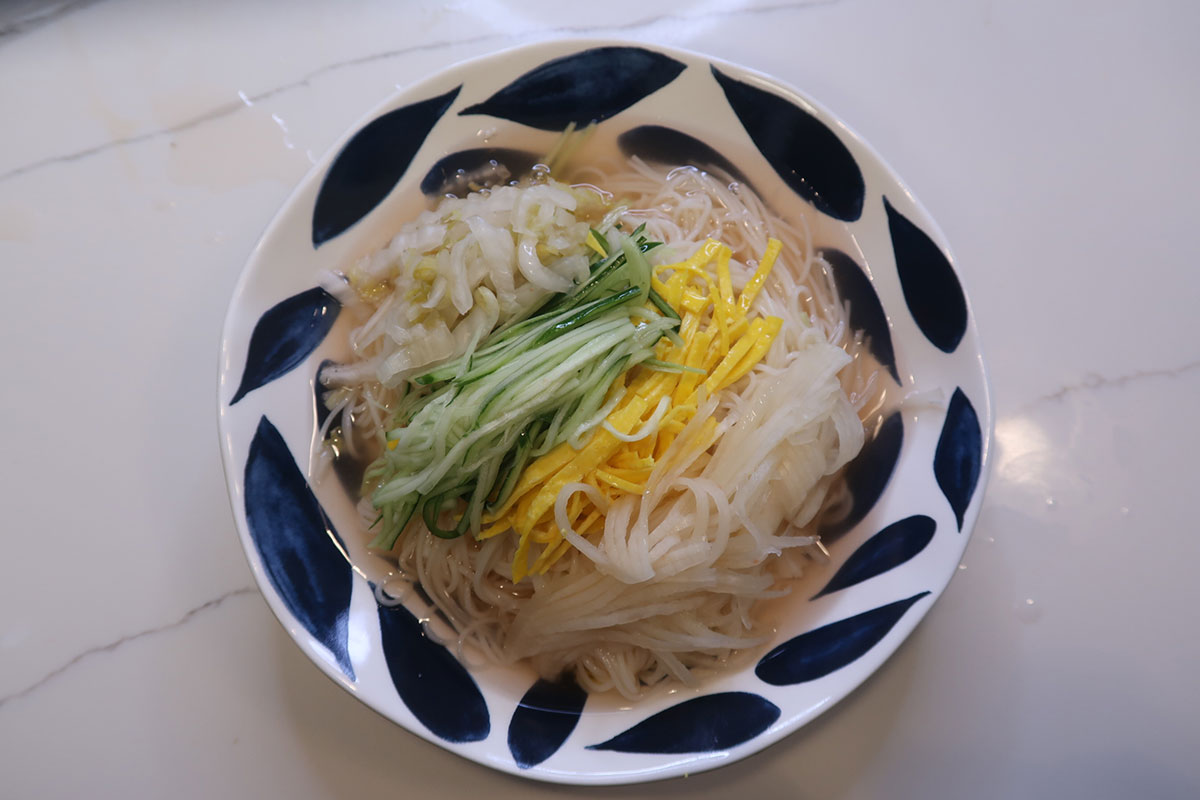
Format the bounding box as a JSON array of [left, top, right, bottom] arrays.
[[2, 0, 1197, 797]]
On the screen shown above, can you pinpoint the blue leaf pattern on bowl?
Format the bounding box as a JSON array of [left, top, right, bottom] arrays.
[[813, 515, 936, 599], [935, 388, 983, 530], [230, 288, 340, 405], [818, 411, 904, 541], [756, 592, 930, 685], [312, 86, 461, 246], [711, 65, 864, 221], [884, 196, 967, 353], [588, 692, 780, 754], [243, 416, 354, 679], [377, 602, 490, 743], [508, 677, 588, 768], [459, 46, 686, 131], [419, 147, 541, 198], [820, 248, 900, 383], [617, 125, 752, 186]]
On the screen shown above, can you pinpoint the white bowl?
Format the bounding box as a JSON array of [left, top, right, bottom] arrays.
[[217, 39, 992, 785]]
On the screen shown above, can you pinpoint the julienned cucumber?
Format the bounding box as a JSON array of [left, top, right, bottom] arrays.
[[365, 231, 678, 550]]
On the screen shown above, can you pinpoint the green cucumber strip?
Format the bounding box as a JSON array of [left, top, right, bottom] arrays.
[[534, 286, 641, 345], [420, 489, 472, 539], [641, 358, 706, 375], [367, 495, 418, 550], [647, 286, 681, 325], [589, 227, 610, 256], [487, 421, 540, 512]]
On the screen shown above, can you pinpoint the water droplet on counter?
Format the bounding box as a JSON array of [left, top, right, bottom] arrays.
[[1119, 506, 1130, 516], [986, 536, 995, 544], [1015, 597, 1043, 624], [1045, 496, 1055, 508], [957, 563, 967, 571], [166, 100, 311, 188], [270, 113, 297, 150]]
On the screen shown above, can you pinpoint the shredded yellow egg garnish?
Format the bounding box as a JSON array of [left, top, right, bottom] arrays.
[[482, 238, 784, 582]]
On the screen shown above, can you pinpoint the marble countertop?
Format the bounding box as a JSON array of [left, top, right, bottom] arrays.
[[3, 1, 1197, 797]]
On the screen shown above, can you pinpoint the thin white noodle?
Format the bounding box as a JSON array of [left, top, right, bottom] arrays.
[[601, 395, 670, 442]]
